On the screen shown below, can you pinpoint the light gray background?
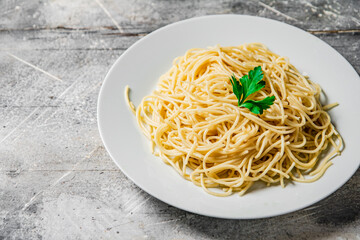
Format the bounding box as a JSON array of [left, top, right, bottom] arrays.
[[1, 0, 359, 239]]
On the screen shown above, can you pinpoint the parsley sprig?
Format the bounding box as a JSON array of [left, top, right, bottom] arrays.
[[230, 66, 275, 114]]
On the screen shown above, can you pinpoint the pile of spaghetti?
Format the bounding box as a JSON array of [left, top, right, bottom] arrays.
[[126, 43, 343, 196]]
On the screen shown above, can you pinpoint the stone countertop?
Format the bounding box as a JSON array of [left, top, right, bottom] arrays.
[[1, 0, 359, 239]]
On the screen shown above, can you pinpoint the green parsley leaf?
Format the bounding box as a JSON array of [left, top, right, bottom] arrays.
[[230, 75, 243, 106], [229, 66, 275, 114], [240, 96, 275, 114]]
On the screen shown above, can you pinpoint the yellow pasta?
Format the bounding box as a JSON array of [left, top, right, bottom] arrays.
[[126, 43, 343, 196]]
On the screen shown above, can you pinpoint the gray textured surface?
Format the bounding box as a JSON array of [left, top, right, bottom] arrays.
[[1, 0, 359, 239]]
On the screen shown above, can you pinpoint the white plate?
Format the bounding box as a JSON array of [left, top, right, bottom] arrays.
[[97, 15, 360, 219]]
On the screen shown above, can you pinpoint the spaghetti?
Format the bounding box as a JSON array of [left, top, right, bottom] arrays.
[[126, 43, 343, 196]]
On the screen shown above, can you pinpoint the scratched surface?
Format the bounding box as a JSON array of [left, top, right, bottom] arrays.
[[0, 0, 359, 239]]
